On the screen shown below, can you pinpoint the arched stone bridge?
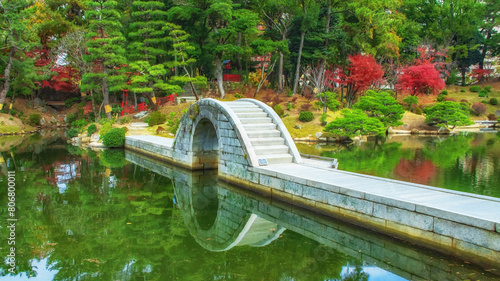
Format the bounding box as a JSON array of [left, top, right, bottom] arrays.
[[171, 98, 302, 171]]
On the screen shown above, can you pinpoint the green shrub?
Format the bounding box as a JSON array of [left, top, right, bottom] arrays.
[[148, 111, 167, 126], [10, 109, 17, 116], [320, 113, 328, 126], [67, 128, 79, 138], [479, 90, 489, 97], [65, 97, 80, 108], [99, 123, 112, 138], [440, 90, 448, 95], [273, 104, 284, 117], [98, 118, 113, 126], [469, 85, 482, 92], [436, 94, 447, 102], [234, 94, 242, 98], [489, 98, 498, 105], [9, 117, 13, 121], [415, 107, 423, 115], [484, 86, 492, 92], [286, 102, 292, 111], [460, 89, 466, 92], [28, 113, 42, 126], [102, 128, 126, 147], [66, 113, 77, 124], [87, 124, 97, 136], [71, 118, 88, 129], [299, 111, 314, 122], [18, 110, 24, 118], [119, 117, 131, 124]]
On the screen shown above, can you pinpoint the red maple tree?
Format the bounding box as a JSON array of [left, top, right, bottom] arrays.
[[335, 54, 384, 107], [395, 62, 445, 96], [471, 67, 493, 82]]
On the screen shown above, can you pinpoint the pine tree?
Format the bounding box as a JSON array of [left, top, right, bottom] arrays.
[[127, 1, 178, 109], [81, 0, 127, 119]]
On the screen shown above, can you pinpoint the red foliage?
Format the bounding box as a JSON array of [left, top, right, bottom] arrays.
[[395, 62, 445, 96], [395, 159, 437, 185], [472, 102, 487, 116], [335, 54, 384, 93], [48, 66, 80, 93], [300, 103, 312, 111], [26, 49, 52, 67], [471, 68, 493, 81]]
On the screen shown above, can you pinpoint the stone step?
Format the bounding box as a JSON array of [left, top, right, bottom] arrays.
[[235, 112, 269, 118], [246, 130, 281, 138], [257, 154, 293, 165], [239, 117, 273, 124], [249, 137, 285, 146], [254, 145, 289, 155], [243, 123, 277, 131], [227, 102, 259, 108], [231, 107, 265, 113]]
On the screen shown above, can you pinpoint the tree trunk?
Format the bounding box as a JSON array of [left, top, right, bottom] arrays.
[[214, 56, 225, 99], [292, 30, 306, 95], [236, 32, 242, 73], [461, 67, 466, 86], [0, 47, 16, 106], [91, 90, 98, 122], [9, 89, 15, 114], [278, 32, 286, 93], [102, 77, 112, 120], [183, 65, 200, 100]]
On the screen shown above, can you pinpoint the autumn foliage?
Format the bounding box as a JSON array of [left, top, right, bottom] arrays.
[[335, 54, 384, 107], [395, 62, 445, 96], [471, 68, 493, 82]]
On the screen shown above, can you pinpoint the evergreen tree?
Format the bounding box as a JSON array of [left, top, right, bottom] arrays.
[[81, 0, 127, 120]]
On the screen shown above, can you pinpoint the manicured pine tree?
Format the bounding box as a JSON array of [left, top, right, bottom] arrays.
[[0, 0, 37, 110], [82, 0, 127, 120], [127, 1, 179, 109]]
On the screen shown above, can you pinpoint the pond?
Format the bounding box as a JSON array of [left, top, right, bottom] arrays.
[[0, 134, 499, 280]]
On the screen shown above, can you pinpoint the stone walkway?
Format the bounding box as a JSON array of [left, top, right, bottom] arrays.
[[258, 162, 500, 230]]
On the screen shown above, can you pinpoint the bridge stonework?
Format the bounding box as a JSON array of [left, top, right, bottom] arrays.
[[171, 98, 300, 182]]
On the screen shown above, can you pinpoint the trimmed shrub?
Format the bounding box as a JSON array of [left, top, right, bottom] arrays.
[[148, 111, 167, 126], [28, 113, 42, 126], [479, 90, 489, 97], [299, 111, 314, 122], [10, 109, 17, 116], [460, 99, 469, 104], [320, 113, 328, 125], [67, 128, 79, 138], [440, 90, 448, 95], [99, 123, 112, 138], [102, 128, 126, 147], [484, 86, 492, 92], [71, 118, 88, 129], [273, 104, 284, 117], [472, 102, 488, 116], [460, 89, 466, 92], [487, 113, 497, 121], [300, 103, 312, 111], [98, 118, 113, 126], [415, 107, 423, 115], [469, 85, 482, 92], [436, 94, 447, 102], [87, 124, 97, 136], [286, 102, 292, 111], [489, 98, 498, 105]]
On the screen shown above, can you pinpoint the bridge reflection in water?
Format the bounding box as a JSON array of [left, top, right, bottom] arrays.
[[125, 150, 499, 281]]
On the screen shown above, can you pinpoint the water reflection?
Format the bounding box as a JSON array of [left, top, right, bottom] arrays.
[[0, 137, 498, 280], [127, 150, 500, 281]]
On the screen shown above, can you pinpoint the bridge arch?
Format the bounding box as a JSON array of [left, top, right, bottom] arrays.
[[172, 98, 302, 178]]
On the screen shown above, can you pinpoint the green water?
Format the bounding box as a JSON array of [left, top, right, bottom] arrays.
[[298, 132, 500, 198], [0, 135, 498, 280]]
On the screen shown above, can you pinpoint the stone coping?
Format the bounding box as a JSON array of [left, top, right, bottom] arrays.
[[251, 163, 500, 232]]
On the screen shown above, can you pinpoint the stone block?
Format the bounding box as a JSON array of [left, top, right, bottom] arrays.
[[452, 239, 500, 266], [374, 204, 433, 231], [419, 205, 496, 231], [434, 218, 500, 251], [305, 180, 340, 193], [283, 181, 303, 197], [328, 193, 374, 216], [338, 187, 365, 199], [259, 174, 283, 190], [301, 217, 328, 234], [364, 193, 416, 212], [245, 169, 259, 184]]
